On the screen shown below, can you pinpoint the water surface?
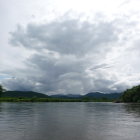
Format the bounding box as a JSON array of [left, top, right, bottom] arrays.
[[0, 102, 140, 140]]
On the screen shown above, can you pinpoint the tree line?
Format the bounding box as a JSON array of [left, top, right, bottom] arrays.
[[1, 84, 140, 102]]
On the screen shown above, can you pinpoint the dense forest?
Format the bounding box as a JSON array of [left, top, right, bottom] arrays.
[[0, 85, 5, 95], [121, 85, 140, 103]]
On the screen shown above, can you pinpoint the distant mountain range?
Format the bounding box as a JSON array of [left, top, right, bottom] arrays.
[[1, 91, 122, 99], [83, 92, 122, 99], [1, 91, 48, 98], [50, 94, 82, 98], [50, 92, 122, 99]]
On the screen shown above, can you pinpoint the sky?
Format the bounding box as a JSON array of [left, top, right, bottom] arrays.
[[1, 0, 140, 95]]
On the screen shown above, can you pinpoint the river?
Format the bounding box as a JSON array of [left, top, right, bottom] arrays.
[[0, 102, 140, 140]]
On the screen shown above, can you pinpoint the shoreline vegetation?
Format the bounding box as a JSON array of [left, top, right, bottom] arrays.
[[118, 85, 140, 103], [0, 85, 120, 102], [0, 97, 114, 102], [0, 84, 140, 103]]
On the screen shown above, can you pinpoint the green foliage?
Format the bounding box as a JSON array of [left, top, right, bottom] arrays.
[[2, 91, 48, 98], [0, 97, 114, 102], [0, 85, 5, 97], [121, 85, 140, 103], [0, 85, 115, 102], [0, 85, 4, 93]]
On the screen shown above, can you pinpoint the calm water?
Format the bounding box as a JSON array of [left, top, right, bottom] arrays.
[[0, 102, 140, 140]]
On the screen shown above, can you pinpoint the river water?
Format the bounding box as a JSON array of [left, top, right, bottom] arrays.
[[0, 102, 140, 140]]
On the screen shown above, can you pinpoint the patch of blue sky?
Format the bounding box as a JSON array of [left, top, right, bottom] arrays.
[[0, 75, 11, 80]]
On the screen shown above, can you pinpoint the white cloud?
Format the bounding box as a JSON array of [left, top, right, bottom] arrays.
[[1, 0, 140, 94], [0, 16, 130, 94], [10, 19, 118, 56]]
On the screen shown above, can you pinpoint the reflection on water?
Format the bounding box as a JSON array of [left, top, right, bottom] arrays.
[[0, 102, 140, 140], [123, 103, 140, 117]]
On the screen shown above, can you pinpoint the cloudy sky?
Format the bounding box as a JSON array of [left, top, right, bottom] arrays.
[[1, 0, 140, 95]]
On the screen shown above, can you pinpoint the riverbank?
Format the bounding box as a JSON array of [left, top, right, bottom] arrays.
[[0, 97, 113, 102]]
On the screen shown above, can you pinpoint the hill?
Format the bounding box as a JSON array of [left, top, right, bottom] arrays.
[[1, 91, 48, 98], [83, 92, 122, 99], [50, 92, 122, 99], [50, 94, 82, 98], [121, 85, 140, 103]]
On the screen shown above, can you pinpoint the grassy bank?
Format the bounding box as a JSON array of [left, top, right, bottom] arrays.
[[0, 97, 114, 102]]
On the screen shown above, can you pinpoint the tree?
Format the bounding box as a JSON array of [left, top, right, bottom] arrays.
[[0, 85, 5, 97], [121, 85, 140, 102]]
